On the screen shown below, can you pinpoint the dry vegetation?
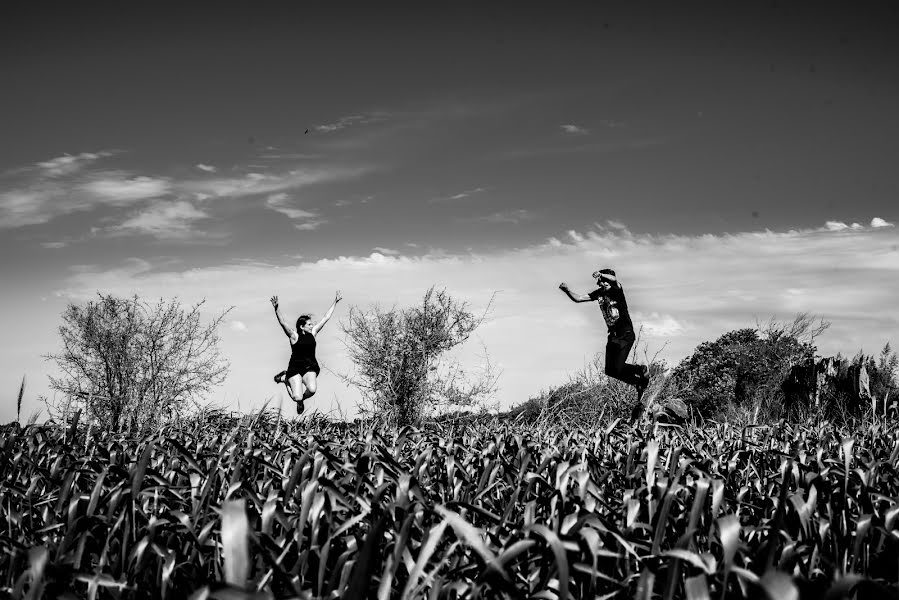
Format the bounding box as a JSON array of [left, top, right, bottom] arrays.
[[3, 408, 899, 600]]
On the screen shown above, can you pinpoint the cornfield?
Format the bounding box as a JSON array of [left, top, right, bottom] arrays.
[[2, 411, 898, 599]]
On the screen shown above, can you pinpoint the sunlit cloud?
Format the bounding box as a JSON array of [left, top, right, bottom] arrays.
[[81, 175, 171, 201], [872, 217, 894, 228], [264, 193, 318, 220], [180, 167, 368, 199], [0, 151, 369, 231], [560, 124, 590, 135], [36, 151, 115, 177], [111, 200, 210, 240], [295, 220, 326, 231], [463, 209, 535, 224], [430, 187, 488, 203], [313, 112, 391, 133], [264, 192, 324, 230]]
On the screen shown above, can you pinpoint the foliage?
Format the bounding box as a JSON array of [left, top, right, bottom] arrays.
[[45, 293, 230, 433], [341, 286, 496, 426], [512, 353, 669, 428], [6, 412, 899, 598], [667, 315, 825, 420], [867, 343, 898, 401]]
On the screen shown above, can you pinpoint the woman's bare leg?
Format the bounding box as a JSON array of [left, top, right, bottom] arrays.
[[287, 374, 306, 411], [301, 372, 318, 400]]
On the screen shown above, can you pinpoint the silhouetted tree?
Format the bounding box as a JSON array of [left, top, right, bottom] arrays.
[[342, 286, 496, 426], [45, 293, 230, 432]]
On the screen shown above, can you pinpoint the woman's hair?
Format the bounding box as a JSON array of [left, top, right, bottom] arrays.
[[296, 314, 313, 329]]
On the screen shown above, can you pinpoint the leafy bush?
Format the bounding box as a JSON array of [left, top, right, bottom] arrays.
[[342, 286, 496, 426], [44, 293, 230, 433], [666, 316, 822, 421], [512, 353, 669, 428]]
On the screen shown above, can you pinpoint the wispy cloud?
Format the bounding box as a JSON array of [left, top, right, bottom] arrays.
[[181, 167, 368, 200], [36, 151, 116, 177], [463, 209, 535, 224], [230, 320, 248, 332], [313, 112, 391, 133], [430, 187, 488, 203], [0, 150, 368, 232], [264, 193, 324, 230], [264, 193, 318, 219], [560, 124, 590, 135], [81, 174, 171, 201], [111, 200, 210, 240], [0, 169, 169, 229]]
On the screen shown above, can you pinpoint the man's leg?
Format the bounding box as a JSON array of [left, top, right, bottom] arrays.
[[605, 332, 641, 385]]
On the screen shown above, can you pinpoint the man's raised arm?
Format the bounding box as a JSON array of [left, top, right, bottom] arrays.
[[559, 283, 595, 303]]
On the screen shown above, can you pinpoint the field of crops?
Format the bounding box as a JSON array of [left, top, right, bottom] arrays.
[[2, 412, 899, 599]]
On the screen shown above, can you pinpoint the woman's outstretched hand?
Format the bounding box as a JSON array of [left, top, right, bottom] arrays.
[[335, 290, 343, 304], [270, 296, 279, 309]]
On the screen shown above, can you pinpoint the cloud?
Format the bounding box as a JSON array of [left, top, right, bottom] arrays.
[[295, 220, 326, 231], [111, 200, 210, 239], [313, 112, 390, 133], [372, 247, 400, 255], [430, 187, 488, 203], [264, 193, 318, 219], [0, 171, 169, 229], [264, 193, 324, 230], [50, 221, 899, 416], [0, 148, 369, 232], [465, 209, 535, 224], [230, 320, 248, 332], [81, 175, 171, 201], [180, 168, 367, 200], [872, 217, 894, 228], [36, 151, 115, 177], [639, 313, 686, 337], [560, 124, 590, 135]]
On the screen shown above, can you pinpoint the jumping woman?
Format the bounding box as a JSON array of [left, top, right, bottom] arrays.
[[270, 291, 342, 413]]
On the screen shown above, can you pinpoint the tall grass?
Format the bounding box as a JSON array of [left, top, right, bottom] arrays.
[[2, 412, 899, 598]]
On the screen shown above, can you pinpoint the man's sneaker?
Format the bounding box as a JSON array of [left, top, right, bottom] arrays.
[[296, 399, 305, 414], [274, 370, 287, 384], [630, 400, 644, 421], [635, 365, 649, 397]]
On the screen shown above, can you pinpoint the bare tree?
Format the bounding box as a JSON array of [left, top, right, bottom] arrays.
[[341, 286, 496, 426], [45, 293, 231, 432]]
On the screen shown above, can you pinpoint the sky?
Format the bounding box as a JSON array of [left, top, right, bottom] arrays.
[[2, 2, 898, 423]]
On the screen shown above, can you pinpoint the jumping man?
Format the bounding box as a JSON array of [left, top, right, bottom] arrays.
[[271, 291, 342, 414], [559, 269, 650, 402]]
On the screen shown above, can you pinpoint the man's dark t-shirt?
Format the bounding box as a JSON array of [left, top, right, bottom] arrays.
[[588, 283, 634, 335]]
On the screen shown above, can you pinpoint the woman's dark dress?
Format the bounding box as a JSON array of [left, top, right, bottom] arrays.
[[286, 330, 320, 379]]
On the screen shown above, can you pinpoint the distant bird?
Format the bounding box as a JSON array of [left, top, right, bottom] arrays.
[[304, 129, 309, 135]]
